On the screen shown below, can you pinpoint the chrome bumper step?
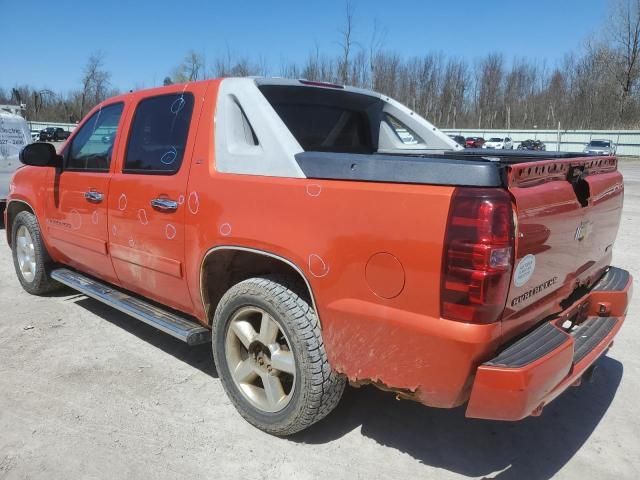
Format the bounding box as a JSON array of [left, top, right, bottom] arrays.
[[51, 268, 211, 345]]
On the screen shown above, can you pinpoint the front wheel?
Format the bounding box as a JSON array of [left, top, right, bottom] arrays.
[[11, 211, 61, 295], [212, 276, 345, 435]]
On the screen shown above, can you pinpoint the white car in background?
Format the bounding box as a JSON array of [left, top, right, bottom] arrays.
[[584, 139, 616, 156], [483, 137, 513, 149]]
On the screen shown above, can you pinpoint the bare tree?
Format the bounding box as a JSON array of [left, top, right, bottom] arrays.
[[79, 52, 111, 118], [171, 50, 205, 83], [210, 46, 263, 78], [337, 0, 357, 84], [608, 0, 640, 122], [368, 19, 387, 88], [474, 54, 504, 128]]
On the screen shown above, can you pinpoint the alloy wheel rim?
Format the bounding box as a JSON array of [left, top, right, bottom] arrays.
[[16, 226, 37, 283], [225, 306, 296, 413]]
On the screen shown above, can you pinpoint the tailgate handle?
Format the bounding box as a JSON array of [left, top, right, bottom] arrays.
[[567, 165, 590, 207]]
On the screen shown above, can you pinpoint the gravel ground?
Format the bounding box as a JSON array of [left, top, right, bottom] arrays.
[[1, 160, 640, 480]]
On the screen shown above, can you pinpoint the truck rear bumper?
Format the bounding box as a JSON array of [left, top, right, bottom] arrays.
[[466, 266, 632, 420]]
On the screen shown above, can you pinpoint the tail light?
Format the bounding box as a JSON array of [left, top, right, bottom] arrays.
[[440, 188, 514, 324]]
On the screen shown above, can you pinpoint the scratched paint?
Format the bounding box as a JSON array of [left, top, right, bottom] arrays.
[[188, 192, 199, 215], [70, 209, 82, 230], [165, 224, 177, 240], [137, 209, 149, 225], [219, 223, 232, 236], [118, 194, 127, 211], [308, 254, 330, 278], [160, 146, 177, 165], [306, 184, 322, 197], [170, 96, 186, 114]]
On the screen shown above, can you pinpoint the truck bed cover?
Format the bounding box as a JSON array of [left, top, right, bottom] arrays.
[[295, 150, 587, 188]]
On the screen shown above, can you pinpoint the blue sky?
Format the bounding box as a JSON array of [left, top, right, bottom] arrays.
[[1, 0, 609, 93]]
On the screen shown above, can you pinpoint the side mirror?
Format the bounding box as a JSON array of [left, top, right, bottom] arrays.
[[19, 143, 62, 168]]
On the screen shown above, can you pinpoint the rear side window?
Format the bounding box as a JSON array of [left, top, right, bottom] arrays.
[[384, 114, 423, 145], [273, 104, 371, 153], [124, 93, 194, 174], [259, 85, 378, 154], [67, 103, 123, 171]]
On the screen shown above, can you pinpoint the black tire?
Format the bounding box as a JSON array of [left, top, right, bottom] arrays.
[[212, 276, 345, 436], [11, 211, 61, 295]]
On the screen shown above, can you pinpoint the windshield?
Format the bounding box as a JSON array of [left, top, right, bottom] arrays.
[[488, 138, 503, 142], [588, 141, 610, 148]]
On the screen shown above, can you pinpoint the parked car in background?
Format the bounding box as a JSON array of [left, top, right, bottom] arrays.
[[465, 136, 485, 148], [584, 139, 616, 156], [518, 139, 546, 151], [0, 109, 32, 209], [39, 127, 71, 142], [101, 132, 115, 144], [483, 137, 513, 150], [448, 134, 466, 147]]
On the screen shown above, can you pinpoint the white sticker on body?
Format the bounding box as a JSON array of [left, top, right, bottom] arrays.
[[514, 254, 536, 287]]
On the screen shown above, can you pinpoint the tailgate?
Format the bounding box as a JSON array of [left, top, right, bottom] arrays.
[[503, 156, 623, 336]]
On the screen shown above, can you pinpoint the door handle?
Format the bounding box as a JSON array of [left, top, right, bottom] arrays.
[[84, 190, 104, 203], [150, 198, 178, 212]]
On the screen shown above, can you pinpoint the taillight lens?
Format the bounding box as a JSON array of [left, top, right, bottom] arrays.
[[441, 188, 514, 324]]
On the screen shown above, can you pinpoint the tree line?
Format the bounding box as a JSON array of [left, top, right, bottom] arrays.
[[0, 52, 117, 124], [3, 0, 640, 130]]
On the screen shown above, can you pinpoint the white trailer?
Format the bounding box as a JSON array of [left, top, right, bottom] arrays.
[[0, 107, 32, 204]]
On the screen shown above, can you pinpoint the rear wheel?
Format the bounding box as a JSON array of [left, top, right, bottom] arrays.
[[212, 276, 345, 435], [11, 211, 61, 295]]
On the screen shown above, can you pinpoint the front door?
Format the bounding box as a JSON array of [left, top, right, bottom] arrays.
[[108, 88, 204, 314], [45, 102, 125, 283]]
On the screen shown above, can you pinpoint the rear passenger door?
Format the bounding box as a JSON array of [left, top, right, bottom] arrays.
[[108, 87, 205, 314]]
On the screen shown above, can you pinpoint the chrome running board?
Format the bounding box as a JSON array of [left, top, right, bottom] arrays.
[[51, 268, 211, 345]]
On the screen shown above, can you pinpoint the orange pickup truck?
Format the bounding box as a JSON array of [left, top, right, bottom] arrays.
[[5, 78, 631, 435]]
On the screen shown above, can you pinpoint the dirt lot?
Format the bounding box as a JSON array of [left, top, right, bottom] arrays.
[[1, 161, 640, 480]]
